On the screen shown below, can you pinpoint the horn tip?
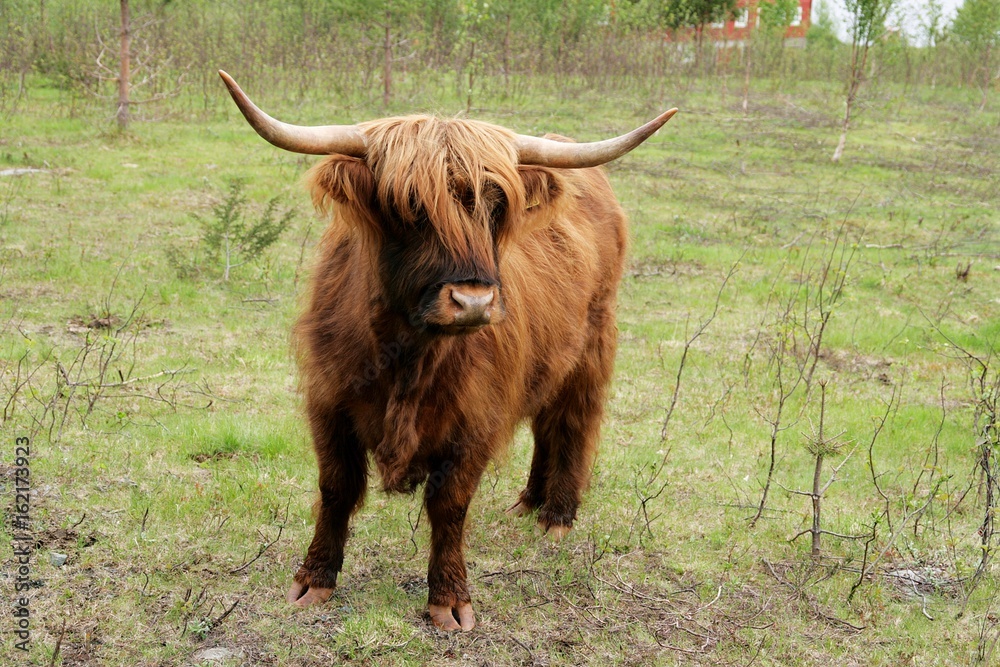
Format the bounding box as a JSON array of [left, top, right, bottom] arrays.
[[645, 108, 679, 138], [660, 108, 679, 122], [218, 71, 246, 104]]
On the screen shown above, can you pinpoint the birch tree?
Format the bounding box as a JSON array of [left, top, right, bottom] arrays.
[[832, 0, 895, 162]]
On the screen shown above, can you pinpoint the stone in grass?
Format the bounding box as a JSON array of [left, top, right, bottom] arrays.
[[50, 552, 68, 567], [190, 647, 244, 664], [0, 168, 46, 177]]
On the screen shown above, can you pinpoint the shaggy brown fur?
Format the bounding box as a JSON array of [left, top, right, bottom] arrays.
[[290, 115, 627, 631]]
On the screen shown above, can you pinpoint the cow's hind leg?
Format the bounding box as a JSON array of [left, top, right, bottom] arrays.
[[517, 307, 615, 539], [506, 433, 549, 517], [288, 407, 367, 608]]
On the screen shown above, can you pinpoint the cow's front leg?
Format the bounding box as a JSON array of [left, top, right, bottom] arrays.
[[288, 408, 367, 608], [424, 455, 485, 631]]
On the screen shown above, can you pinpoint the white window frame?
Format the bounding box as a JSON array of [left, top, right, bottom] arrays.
[[791, 6, 803, 26]]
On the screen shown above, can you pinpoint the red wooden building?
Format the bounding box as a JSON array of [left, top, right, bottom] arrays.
[[705, 0, 812, 45]]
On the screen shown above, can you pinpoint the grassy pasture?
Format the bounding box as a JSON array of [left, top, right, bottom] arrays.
[[2, 76, 999, 666]]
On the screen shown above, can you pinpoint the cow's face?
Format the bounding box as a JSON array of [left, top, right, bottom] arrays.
[[309, 118, 563, 335], [376, 175, 507, 334]]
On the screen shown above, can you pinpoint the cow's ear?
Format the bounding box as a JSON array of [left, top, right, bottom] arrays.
[[307, 156, 376, 213], [518, 166, 564, 212]]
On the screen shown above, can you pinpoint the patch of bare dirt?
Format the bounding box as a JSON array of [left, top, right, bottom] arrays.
[[817, 349, 894, 383], [34, 526, 99, 552], [0, 462, 17, 481], [66, 314, 120, 334], [627, 257, 705, 280], [190, 451, 240, 463], [65, 313, 169, 335], [737, 102, 837, 129]]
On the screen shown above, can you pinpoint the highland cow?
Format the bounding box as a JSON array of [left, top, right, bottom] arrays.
[[219, 70, 676, 631]]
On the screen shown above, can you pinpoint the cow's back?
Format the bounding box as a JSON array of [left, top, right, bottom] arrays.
[[488, 165, 627, 419]]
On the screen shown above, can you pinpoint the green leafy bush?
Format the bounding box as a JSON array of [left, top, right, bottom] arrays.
[[168, 179, 294, 282]]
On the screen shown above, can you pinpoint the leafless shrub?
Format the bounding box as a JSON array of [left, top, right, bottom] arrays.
[[0, 172, 26, 228], [628, 256, 742, 544], [926, 320, 1000, 596], [785, 382, 865, 558], [747, 222, 859, 526], [6, 259, 215, 446], [0, 257, 48, 428], [848, 387, 946, 601]]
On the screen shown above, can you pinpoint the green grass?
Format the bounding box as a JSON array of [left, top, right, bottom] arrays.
[[1, 72, 999, 665]]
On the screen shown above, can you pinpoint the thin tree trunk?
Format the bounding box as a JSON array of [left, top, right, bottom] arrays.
[[433, 16, 443, 67], [695, 25, 704, 71], [832, 105, 850, 162], [383, 10, 392, 108], [117, 0, 131, 131], [35, 0, 47, 56], [811, 451, 824, 556], [833, 42, 867, 163], [833, 76, 856, 163], [502, 14, 511, 93], [810, 387, 828, 557], [466, 39, 476, 114], [742, 43, 751, 114], [980, 43, 992, 112], [224, 235, 231, 282]]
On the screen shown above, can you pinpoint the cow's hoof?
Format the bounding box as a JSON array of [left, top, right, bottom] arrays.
[[506, 500, 533, 518], [428, 602, 476, 632], [541, 523, 571, 541], [286, 581, 334, 608]]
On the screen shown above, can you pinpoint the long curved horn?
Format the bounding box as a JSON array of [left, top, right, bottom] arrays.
[[516, 108, 678, 169], [218, 70, 366, 157]]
